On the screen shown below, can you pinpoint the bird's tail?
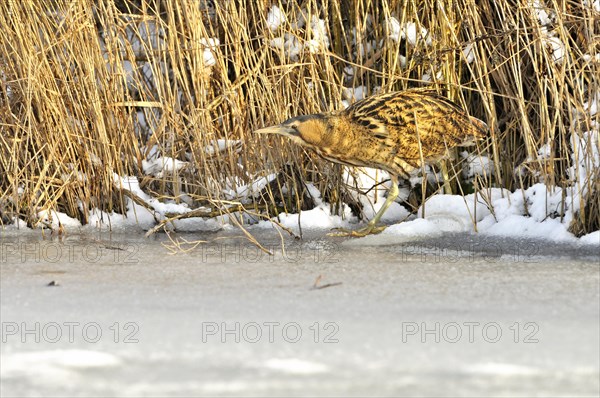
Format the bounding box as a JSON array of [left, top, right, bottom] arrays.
[[461, 116, 488, 146], [469, 116, 488, 138]]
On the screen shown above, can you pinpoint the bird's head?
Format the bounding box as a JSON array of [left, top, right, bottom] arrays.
[[254, 114, 329, 147]]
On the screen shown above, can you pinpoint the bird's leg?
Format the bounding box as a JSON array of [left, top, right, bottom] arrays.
[[441, 160, 452, 194], [329, 176, 399, 237], [441, 148, 458, 194]]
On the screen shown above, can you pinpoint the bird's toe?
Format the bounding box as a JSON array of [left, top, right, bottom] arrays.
[[328, 224, 387, 237]]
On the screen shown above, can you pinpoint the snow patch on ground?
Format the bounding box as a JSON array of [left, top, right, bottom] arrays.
[[343, 168, 410, 223], [257, 203, 352, 232], [580, 231, 600, 245], [37, 209, 82, 229], [366, 183, 594, 244]]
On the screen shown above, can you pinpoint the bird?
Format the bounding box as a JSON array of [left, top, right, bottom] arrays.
[[255, 88, 488, 237]]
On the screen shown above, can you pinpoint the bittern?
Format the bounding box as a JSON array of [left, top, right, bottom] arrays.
[[255, 88, 487, 237]]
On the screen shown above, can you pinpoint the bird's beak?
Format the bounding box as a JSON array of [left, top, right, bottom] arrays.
[[254, 125, 297, 137]]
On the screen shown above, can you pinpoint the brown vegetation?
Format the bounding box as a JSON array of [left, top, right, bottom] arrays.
[[0, 0, 598, 235]]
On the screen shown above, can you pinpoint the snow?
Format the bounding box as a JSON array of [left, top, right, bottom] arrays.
[[531, 0, 553, 26], [7, 217, 29, 230], [256, 183, 354, 233], [530, 1, 564, 64], [387, 17, 401, 42], [582, 53, 600, 63], [87, 200, 156, 231], [387, 18, 431, 47], [583, 0, 600, 12], [199, 38, 220, 67], [384, 218, 444, 238], [580, 231, 600, 245], [268, 13, 329, 59], [463, 43, 476, 64], [483, 214, 576, 242], [142, 156, 188, 177], [543, 34, 565, 63], [343, 86, 367, 102], [568, 130, 599, 185], [419, 192, 497, 227], [421, 70, 443, 82], [360, 183, 596, 244], [343, 65, 354, 78], [272, 33, 303, 61], [251, 171, 592, 244], [403, 22, 432, 47], [256, 182, 354, 232], [269, 37, 285, 50], [257, 203, 352, 232], [537, 142, 552, 159], [308, 16, 330, 51], [354, 38, 375, 58], [343, 168, 410, 223], [204, 139, 243, 156], [266, 5, 286, 31], [408, 164, 442, 187], [171, 217, 225, 232], [37, 209, 82, 229], [461, 151, 493, 179]]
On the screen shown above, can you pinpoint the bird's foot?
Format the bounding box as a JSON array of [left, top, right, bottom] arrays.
[[328, 224, 387, 237]]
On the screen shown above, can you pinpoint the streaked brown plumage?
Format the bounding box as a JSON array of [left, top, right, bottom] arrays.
[[255, 88, 487, 236]]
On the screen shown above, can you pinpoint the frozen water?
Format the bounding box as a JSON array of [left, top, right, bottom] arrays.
[[1, 229, 598, 397]]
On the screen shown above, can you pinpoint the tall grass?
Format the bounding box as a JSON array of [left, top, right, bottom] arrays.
[[1, 0, 598, 235]]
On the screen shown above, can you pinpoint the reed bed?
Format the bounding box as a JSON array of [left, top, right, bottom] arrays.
[[0, 0, 598, 236]]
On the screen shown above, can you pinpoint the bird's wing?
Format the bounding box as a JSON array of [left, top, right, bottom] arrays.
[[342, 90, 487, 162]]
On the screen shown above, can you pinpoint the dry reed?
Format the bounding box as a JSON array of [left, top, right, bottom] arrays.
[[0, 0, 598, 236]]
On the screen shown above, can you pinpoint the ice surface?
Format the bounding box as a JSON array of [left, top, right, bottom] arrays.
[[1, 231, 598, 397], [263, 358, 328, 375]]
